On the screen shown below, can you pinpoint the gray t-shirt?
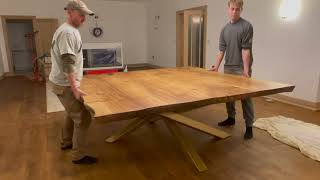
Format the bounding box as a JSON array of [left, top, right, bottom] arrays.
[[49, 23, 83, 87], [219, 18, 253, 69]]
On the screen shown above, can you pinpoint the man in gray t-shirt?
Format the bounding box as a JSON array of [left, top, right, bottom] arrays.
[[50, 0, 98, 164], [211, 0, 254, 139]]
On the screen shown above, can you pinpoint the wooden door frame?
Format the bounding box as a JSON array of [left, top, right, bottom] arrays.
[[176, 12, 184, 67], [1, 15, 40, 75], [176, 6, 207, 68]]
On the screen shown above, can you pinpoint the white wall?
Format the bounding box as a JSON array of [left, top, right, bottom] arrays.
[[317, 75, 320, 102], [81, 0, 148, 65], [147, 0, 320, 103], [0, 0, 148, 72], [0, 0, 318, 102]]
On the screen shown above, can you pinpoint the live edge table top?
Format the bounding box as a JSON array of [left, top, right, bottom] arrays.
[[81, 67, 295, 120]]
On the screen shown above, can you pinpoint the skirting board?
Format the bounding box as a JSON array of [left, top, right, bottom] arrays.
[[266, 94, 320, 112], [4, 72, 14, 76], [127, 63, 162, 69], [147, 64, 162, 69]]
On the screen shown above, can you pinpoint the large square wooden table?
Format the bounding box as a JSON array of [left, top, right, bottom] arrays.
[[82, 67, 295, 172]]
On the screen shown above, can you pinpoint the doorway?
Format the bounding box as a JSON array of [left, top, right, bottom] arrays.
[[7, 20, 34, 74], [176, 6, 207, 68], [1, 16, 39, 75]]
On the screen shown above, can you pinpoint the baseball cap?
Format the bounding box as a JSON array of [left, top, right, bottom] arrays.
[[64, 0, 94, 16]]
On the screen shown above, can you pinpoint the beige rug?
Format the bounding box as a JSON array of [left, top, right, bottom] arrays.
[[46, 82, 65, 113], [254, 116, 320, 162]]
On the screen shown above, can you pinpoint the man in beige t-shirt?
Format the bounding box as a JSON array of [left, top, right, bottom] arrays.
[[49, 0, 97, 164]]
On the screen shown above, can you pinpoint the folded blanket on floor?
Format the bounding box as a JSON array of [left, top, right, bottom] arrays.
[[254, 116, 320, 162]]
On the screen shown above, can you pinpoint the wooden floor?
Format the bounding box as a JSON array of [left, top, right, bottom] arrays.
[[0, 75, 320, 180]]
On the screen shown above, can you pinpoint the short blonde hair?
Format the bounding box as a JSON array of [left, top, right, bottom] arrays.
[[228, 0, 244, 8]]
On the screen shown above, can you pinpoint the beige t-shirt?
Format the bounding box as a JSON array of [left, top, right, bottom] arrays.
[[49, 23, 83, 87]]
